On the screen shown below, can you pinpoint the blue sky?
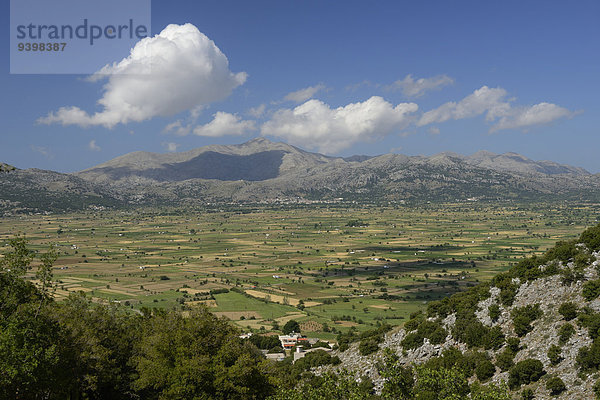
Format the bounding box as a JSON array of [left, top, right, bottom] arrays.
[[2, 0, 599, 172]]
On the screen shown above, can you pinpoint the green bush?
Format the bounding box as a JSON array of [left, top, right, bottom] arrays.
[[475, 359, 496, 382], [418, 320, 448, 345], [594, 379, 600, 399], [583, 280, 600, 301], [542, 240, 578, 264], [558, 323, 575, 345], [558, 302, 578, 321], [496, 348, 515, 372], [521, 387, 534, 400], [506, 337, 521, 352], [401, 319, 446, 349], [486, 326, 506, 350], [358, 338, 380, 356], [574, 252, 593, 268], [470, 382, 511, 400], [576, 340, 600, 371], [580, 224, 600, 252], [453, 317, 502, 349], [508, 359, 545, 389], [294, 349, 340, 372], [577, 307, 600, 340], [488, 304, 501, 322], [547, 344, 563, 366], [401, 332, 424, 350], [545, 376, 566, 396], [512, 304, 543, 337]]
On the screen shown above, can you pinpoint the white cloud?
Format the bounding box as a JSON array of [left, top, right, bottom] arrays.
[[418, 86, 509, 126], [387, 74, 454, 98], [193, 112, 256, 137], [30, 145, 53, 159], [38, 23, 247, 128], [247, 104, 266, 118], [88, 140, 101, 151], [283, 84, 325, 103], [163, 120, 192, 136], [490, 103, 576, 132], [261, 96, 418, 153], [418, 86, 576, 132], [163, 142, 179, 152], [428, 127, 440, 135]]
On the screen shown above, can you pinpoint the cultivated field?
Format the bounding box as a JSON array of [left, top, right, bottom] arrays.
[[2, 202, 598, 339]]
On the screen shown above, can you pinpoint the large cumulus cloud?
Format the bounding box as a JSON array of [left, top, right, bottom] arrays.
[[261, 96, 418, 153], [38, 23, 246, 128]]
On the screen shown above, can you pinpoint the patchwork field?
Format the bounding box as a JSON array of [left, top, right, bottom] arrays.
[[1, 202, 598, 339]]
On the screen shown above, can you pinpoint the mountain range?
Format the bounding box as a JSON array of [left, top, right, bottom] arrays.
[[1, 138, 599, 212]]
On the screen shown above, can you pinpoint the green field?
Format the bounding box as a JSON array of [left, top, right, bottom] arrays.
[[2, 202, 598, 337]]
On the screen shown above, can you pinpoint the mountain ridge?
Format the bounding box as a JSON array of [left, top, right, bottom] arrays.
[[1, 138, 599, 212]]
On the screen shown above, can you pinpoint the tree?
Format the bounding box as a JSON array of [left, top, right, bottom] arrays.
[[546, 376, 566, 395], [470, 382, 511, 400], [378, 349, 414, 399], [413, 365, 470, 400], [282, 320, 300, 335], [0, 237, 73, 399], [268, 371, 369, 400], [133, 307, 274, 399], [508, 359, 545, 389]]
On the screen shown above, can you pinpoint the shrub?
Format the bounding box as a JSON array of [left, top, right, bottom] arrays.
[[583, 280, 600, 301], [294, 349, 340, 372], [575, 252, 593, 269], [486, 326, 506, 350], [475, 359, 496, 382], [558, 323, 575, 345], [560, 266, 584, 286], [401, 319, 446, 349], [520, 388, 534, 400], [496, 348, 515, 372], [508, 359, 545, 389], [576, 340, 600, 371], [506, 337, 521, 352], [543, 240, 578, 264], [547, 344, 563, 366], [488, 304, 501, 322], [545, 376, 566, 396], [594, 379, 600, 400], [577, 307, 600, 340], [558, 302, 578, 321], [470, 382, 511, 400], [419, 320, 447, 345], [580, 223, 600, 252], [358, 339, 379, 356], [512, 304, 543, 337], [450, 318, 503, 350], [493, 276, 519, 306]]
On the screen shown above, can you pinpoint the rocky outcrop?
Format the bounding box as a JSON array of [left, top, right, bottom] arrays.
[[323, 250, 600, 399]]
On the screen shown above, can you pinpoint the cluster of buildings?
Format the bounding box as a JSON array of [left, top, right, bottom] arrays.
[[240, 332, 333, 363]]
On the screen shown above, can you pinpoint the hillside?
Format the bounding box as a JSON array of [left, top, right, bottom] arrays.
[[1, 139, 600, 212], [0, 163, 15, 173], [326, 224, 600, 399]]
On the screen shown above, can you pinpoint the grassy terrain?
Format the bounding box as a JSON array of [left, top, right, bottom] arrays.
[[1, 201, 598, 337]]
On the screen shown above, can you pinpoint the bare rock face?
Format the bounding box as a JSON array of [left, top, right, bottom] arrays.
[[321, 249, 600, 399]]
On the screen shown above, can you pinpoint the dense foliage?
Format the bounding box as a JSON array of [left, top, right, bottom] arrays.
[[0, 238, 276, 400]]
